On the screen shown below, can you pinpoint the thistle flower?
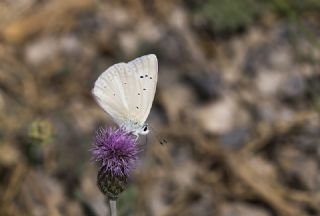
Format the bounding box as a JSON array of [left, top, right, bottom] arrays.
[[91, 127, 139, 200]]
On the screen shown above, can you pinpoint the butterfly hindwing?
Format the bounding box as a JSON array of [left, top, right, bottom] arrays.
[[92, 63, 130, 126]]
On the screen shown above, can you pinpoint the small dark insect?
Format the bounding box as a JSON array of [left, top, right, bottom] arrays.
[[160, 139, 168, 145], [140, 76, 143, 78], [136, 106, 139, 109], [143, 88, 146, 90], [145, 75, 148, 77], [138, 93, 141, 95], [150, 77, 152, 79]]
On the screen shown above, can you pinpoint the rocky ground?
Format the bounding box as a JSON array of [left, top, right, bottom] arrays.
[[0, 0, 320, 216]]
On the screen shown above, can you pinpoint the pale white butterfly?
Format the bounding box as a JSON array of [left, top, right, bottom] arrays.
[[92, 54, 158, 137]]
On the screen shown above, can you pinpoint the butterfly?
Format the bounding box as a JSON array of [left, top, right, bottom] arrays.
[[92, 54, 158, 137]]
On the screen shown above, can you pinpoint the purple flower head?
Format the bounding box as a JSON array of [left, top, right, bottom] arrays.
[[91, 127, 139, 199], [92, 127, 139, 177]]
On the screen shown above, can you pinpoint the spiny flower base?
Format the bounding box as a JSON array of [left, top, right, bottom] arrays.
[[97, 167, 128, 200]]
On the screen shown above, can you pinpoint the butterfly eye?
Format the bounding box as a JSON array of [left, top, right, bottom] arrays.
[[143, 126, 148, 132]]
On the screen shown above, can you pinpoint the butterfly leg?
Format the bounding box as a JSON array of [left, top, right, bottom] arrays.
[[132, 131, 139, 140]]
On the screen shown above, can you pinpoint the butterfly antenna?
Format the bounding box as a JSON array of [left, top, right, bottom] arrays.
[[148, 125, 168, 145]]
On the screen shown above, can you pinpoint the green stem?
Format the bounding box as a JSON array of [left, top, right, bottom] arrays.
[[109, 199, 117, 216]]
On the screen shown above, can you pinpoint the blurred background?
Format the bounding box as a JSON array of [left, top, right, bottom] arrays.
[[0, 0, 320, 215]]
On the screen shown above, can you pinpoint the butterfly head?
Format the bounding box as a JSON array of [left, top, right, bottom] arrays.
[[124, 122, 150, 137], [138, 123, 150, 135]]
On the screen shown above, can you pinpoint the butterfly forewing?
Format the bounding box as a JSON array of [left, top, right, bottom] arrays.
[[127, 54, 158, 123]]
